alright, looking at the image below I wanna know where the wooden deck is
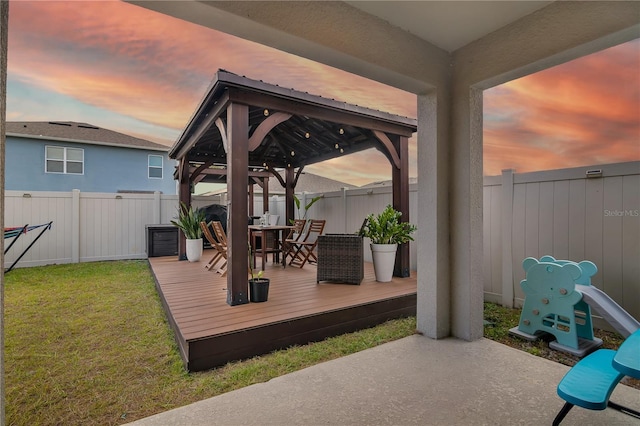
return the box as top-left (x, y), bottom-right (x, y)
top-left (148, 249), bottom-right (417, 371)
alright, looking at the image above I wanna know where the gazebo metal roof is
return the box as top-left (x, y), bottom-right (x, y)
top-left (170, 70), bottom-right (416, 180)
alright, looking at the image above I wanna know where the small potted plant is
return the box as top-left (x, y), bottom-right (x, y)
top-left (248, 245), bottom-right (270, 302)
top-left (170, 202), bottom-right (206, 262)
top-left (359, 205), bottom-right (416, 282)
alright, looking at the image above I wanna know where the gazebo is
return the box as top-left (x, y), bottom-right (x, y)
top-left (170, 70), bottom-right (417, 305)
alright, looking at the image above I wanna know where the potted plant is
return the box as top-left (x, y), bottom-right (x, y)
top-left (170, 202), bottom-right (206, 262)
top-left (248, 245), bottom-right (269, 302)
top-left (359, 205), bottom-right (417, 282)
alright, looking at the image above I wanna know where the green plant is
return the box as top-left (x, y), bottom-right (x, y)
top-left (170, 202), bottom-right (205, 239)
top-left (358, 205), bottom-right (417, 245)
top-left (248, 244), bottom-right (264, 280)
top-left (293, 194), bottom-right (323, 220)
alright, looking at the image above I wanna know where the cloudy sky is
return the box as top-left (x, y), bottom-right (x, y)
top-left (6, 1), bottom-right (639, 186)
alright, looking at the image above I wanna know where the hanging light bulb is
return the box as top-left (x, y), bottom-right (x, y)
top-left (263, 109), bottom-right (269, 116)
top-left (291, 150), bottom-right (295, 156)
top-left (339, 128), bottom-right (344, 135)
top-left (305, 132), bottom-right (310, 139)
top-left (340, 148), bottom-right (344, 153)
top-left (335, 143), bottom-right (339, 149)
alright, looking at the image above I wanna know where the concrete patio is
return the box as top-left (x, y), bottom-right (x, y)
top-left (128, 335), bottom-right (639, 425)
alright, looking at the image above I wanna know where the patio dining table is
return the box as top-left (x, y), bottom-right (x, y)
top-left (249, 225), bottom-right (294, 271)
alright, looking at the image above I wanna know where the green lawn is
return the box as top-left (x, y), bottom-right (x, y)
top-left (8, 261), bottom-right (633, 425)
top-left (4, 261), bottom-right (416, 425)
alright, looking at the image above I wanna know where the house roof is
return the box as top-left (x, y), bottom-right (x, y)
top-left (276, 171), bottom-right (358, 194)
top-left (203, 171), bottom-right (357, 196)
top-left (6, 121), bottom-right (169, 152)
top-left (170, 70), bottom-right (417, 179)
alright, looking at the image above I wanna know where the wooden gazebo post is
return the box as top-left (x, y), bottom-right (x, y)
top-left (285, 166), bottom-right (296, 224)
top-left (373, 130), bottom-right (411, 278)
top-left (226, 102), bottom-right (250, 305)
top-left (177, 156), bottom-right (191, 261)
top-left (392, 135), bottom-right (411, 278)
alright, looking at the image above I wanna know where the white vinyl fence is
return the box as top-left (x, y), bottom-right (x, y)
top-left (3, 186), bottom-right (416, 269)
top-left (4, 161), bottom-right (638, 320)
top-left (483, 161), bottom-right (640, 322)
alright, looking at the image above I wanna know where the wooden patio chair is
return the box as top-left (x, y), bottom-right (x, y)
top-left (282, 219), bottom-right (307, 266)
top-left (207, 221), bottom-right (229, 276)
top-left (288, 219), bottom-right (326, 268)
top-left (200, 221), bottom-right (227, 272)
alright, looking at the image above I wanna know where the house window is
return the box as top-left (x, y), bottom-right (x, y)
top-left (148, 155), bottom-right (163, 179)
top-left (45, 146), bottom-right (84, 174)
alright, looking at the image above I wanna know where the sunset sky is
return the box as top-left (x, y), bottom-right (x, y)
top-left (6, 1), bottom-right (639, 187)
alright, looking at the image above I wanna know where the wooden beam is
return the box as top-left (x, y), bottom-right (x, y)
top-left (293, 166), bottom-right (304, 187)
top-left (191, 160), bottom-right (215, 184)
top-left (248, 112), bottom-right (292, 151)
top-left (392, 135), bottom-right (410, 278)
top-left (229, 89), bottom-right (415, 137)
top-left (226, 102), bottom-right (250, 306)
top-left (215, 117), bottom-right (228, 153)
top-left (187, 166), bottom-right (271, 178)
top-left (269, 168), bottom-right (286, 188)
top-left (173, 92), bottom-right (229, 160)
top-left (373, 130), bottom-right (401, 169)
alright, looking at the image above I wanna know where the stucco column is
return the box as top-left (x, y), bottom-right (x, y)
top-left (449, 85), bottom-right (484, 341)
top-left (416, 88), bottom-right (451, 339)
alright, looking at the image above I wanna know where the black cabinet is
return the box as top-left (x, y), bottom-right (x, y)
top-left (146, 225), bottom-right (178, 257)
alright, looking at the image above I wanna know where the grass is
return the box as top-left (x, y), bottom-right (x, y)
top-left (4, 261), bottom-right (417, 426)
top-left (6, 262), bottom-right (637, 425)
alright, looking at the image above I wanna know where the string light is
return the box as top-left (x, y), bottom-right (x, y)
top-left (305, 132), bottom-right (310, 138)
top-left (263, 109), bottom-right (269, 116)
top-left (339, 128), bottom-right (344, 135)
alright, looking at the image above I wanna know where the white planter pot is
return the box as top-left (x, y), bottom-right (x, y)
top-left (186, 238), bottom-right (203, 262)
top-left (370, 243), bottom-right (398, 282)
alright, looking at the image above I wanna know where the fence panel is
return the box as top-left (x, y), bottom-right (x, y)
top-left (484, 161), bottom-right (640, 322)
top-left (4, 191), bottom-right (73, 267)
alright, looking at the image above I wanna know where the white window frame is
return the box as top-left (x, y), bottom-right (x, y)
top-left (148, 154), bottom-right (163, 179)
top-left (45, 145), bottom-right (84, 175)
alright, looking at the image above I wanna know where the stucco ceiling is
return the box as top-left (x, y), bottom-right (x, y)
top-left (345, 1), bottom-right (552, 52)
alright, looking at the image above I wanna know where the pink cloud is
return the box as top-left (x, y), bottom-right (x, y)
top-left (8, 1), bottom-right (637, 184)
top-left (483, 39), bottom-right (639, 176)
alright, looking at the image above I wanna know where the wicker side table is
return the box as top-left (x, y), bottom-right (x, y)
top-left (317, 234), bottom-right (364, 285)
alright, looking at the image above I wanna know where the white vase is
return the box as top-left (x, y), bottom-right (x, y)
top-left (186, 238), bottom-right (203, 262)
top-left (370, 243), bottom-right (398, 282)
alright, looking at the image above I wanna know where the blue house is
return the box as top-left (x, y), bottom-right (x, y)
top-left (5, 121), bottom-right (176, 194)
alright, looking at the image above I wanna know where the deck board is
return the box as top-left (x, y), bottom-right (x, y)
top-left (149, 249), bottom-right (417, 371)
